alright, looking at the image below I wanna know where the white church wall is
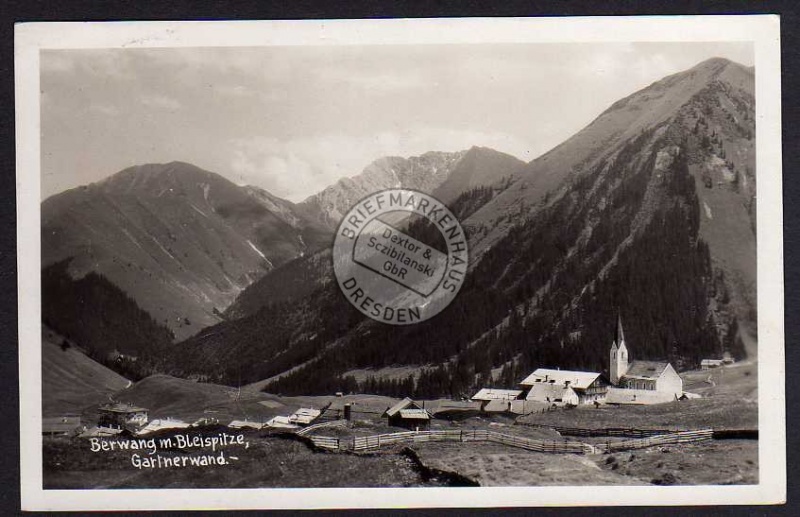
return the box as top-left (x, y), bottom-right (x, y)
top-left (606, 387), bottom-right (677, 405)
top-left (655, 363), bottom-right (683, 396)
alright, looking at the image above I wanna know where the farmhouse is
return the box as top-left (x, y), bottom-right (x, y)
top-left (471, 388), bottom-right (524, 412)
top-left (471, 388), bottom-right (523, 402)
top-left (97, 403), bottom-right (149, 431)
top-left (520, 369), bottom-right (606, 406)
top-left (42, 416), bottom-right (82, 436)
top-left (607, 317), bottom-right (683, 403)
top-left (383, 397), bottom-right (430, 430)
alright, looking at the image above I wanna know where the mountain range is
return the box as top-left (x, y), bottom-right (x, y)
top-left (41, 57), bottom-right (756, 398)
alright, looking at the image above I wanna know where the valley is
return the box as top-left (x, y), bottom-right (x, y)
top-left (40, 57), bottom-right (761, 490)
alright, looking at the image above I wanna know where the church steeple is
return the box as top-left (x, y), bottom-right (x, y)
top-left (610, 314), bottom-right (629, 385)
top-left (615, 314), bottom-right (625, 347)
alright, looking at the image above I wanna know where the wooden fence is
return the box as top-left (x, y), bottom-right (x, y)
top-left (351, 429), bottom-right (591, 453)
top-left (353, 430), bottom-right (461, 451)
top-left (518, 423), bottom-right (682, 437)
top-left (307, 435), bottom-right (340, 450)
top-left (296, 419), bottom-right (348, 437)
top-left (303, 428), bottom-right (714, 454)
top-left (594, 429), bottom-right (714, 453)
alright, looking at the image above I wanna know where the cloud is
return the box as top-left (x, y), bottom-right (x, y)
top-left (41, 43), bottom-right (756, 202)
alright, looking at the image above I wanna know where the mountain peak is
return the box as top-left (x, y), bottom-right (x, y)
top-left (465, 145), bottom-right (506, 157)
top-left (692, 56), bottom-right (734, 70)
top-left (42, 158), bottom-right (333, 340)
top-left (689, 57), bottom-right (754, 80)
top-left (298, 149), bottom-right (470, 229)
top-left (462, 56), bottom-right (754, 256)
top-left (90, 161), bottom-right (234, 200)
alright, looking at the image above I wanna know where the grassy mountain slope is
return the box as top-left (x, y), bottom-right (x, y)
top-left (42, 161), bottom-right (330, 339)
top-left (41, 326), bottom-right (130, 417)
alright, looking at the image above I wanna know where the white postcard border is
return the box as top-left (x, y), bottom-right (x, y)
top-left (16, 15), bottom-right (784, 510)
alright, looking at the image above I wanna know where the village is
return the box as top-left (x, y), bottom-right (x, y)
top-left (42, 318), bottom-right (756, 488)
top-left (45, 318), bottom-right (729, 437)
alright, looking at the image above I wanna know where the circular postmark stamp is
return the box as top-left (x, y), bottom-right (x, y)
top-left (333, 189), bottom-right (468, 325)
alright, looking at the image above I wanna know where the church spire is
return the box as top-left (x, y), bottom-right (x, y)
top-left (610, 314), bottom-right (629, 385)
top-left (615, 313), bottom-right (625, 346)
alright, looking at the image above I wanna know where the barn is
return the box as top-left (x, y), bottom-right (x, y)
top-left (471, 388), bottom-right (524, 412)
top-left (383, 398), bottom-right (431, 431)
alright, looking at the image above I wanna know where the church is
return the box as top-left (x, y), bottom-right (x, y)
top-left (517, 316), bottom-right (683, 406)
top-left (606, 316), bottom-right (683, 404)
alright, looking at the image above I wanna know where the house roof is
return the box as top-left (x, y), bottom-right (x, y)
top-left (399, 409), bottom-right (430, 420)
top-left (228, 420), bottom-right (263, 429)
top-left (519, 368), bottom-right (602, 390)
top-left (621, 360), bottom-right (670, 380)
top-left (99, 403), bottom-right (148, 413)
top-left (289, 408), bottom-right (321, 424)
top-left (384, 397), bottom-right (421, 417)
top-left (525, 382), bottom-right (574, 402)
top-left (137, 418), bottom-right (190, 435)
top-left (264, 416), bottom-right (299, 429)
top-left (471, 388), bottom-right (523, 401)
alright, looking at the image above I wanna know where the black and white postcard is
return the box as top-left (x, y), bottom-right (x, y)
top-left (16, 16), bottom-right (785, 510)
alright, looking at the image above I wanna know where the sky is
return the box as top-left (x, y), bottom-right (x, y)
top-left (40, 42), bottom-right (753, 202)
